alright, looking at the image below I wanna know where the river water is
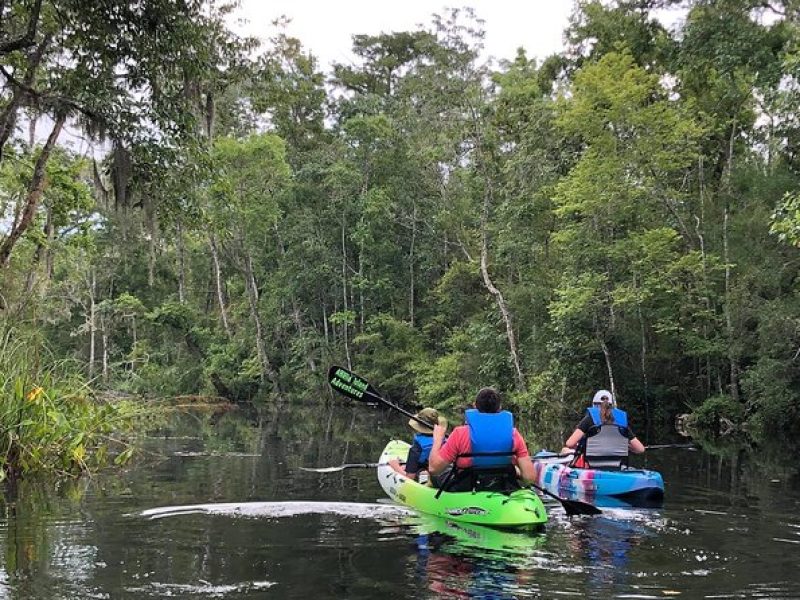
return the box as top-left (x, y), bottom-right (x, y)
top-left (1, 402), bottom-right (798, 599)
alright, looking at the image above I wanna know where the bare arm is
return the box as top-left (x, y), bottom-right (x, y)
top-left (387, 458), bottom-right (416, 479)
top-left (562, 428), bottom-right (584, 451)
top-left (428, 424), bottom-right (448, 475)
top-left (516, 456), bottom-right (535, 483)
top-left (628, 437), bottom-right (645, 454)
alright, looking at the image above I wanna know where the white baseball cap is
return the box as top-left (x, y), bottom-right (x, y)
top-left (592, 389), bottom-right (615, 406)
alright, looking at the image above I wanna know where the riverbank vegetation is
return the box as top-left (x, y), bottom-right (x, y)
top-left (1, 0), bottom-right (799, 447)
top-left (0, 325), bottom-right (149, 481)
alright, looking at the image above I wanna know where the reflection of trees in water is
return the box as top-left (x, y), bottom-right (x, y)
top-left (567, 517), bottom-right (650, 590)
top-left (653, 435), bottom-right (800, 504)
top-left (0, 478), bottom-right (96, 598)
top-left (0, 402), bottom-right (405, 598)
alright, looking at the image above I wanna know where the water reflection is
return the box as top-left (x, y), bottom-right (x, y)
top-left (394, 506), bottom-right (666, 599)
top-left (567, 513), bottom-right (653, 591)
top-left (407, 516), bottom-right (546, 598)
top-left (0, 405), bottom-right (799, 599)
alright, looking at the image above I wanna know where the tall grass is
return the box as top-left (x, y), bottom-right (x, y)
top-left (0, 325), bottom-right (142, 482)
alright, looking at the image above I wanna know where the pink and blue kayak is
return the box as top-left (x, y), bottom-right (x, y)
top-left (532, 451), bottom-right (665, 507)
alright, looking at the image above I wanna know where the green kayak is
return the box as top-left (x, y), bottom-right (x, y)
top-left (377, 439), bottom-right (548, 530)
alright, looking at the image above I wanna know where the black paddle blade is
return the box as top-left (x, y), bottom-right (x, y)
top-left (560, 498), bottom-right (603, 517)
top-left (327, 365), bottom-right (435, 430)
top-left (328, 365), bottom-right (376, 403)
top-left (530, 483), bottom-right (602, 517)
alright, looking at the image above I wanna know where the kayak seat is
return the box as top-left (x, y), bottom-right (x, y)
top-left (570, 454), bottom-right (629, 470)
top-left (434, 451), bottom-right (520, 498)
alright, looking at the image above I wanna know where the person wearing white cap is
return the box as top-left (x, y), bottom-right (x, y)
top-left (560, 389), bottom-right (645, 469)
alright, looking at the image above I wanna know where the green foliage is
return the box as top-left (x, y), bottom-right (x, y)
top-left (3, 1), bottom-right (800, 442)
top-left (770, 192), bottom-right (800, 246)
top-left (353, 314), bottom-right (426, 401)
top-left (413, 352), bottom-right (472, 410)
top-left (691, 394), bottom-right (745, 433)
top-left (0, 325), bottom-right (145, 481)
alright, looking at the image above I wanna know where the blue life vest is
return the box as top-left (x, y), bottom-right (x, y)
top-left (587, 406), bottom-right (628, 428)
top-left (465, 409), bottom-right (514, 467)
top-left (412, 433), bottom-right (434, 464)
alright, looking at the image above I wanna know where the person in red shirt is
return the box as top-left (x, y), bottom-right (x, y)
top-left (428, 387), bottom-right (535, 492)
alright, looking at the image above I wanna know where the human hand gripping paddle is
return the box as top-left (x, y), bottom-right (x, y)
top-left (322, 365), bottom-right (601, 517)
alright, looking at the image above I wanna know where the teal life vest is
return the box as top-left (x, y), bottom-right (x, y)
top-left (465, 409), bottom-right (514, 467)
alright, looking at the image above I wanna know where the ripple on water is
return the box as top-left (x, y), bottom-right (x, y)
top-left (137, 500), bottom-right (413, 520)
top-left (125, 580), bottom-right (276, 598)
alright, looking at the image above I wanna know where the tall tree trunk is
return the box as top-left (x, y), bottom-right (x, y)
top-left (468, 96), bottom-right (524, 390)
top-left (479, 180), bottom-right (525, 391)
top-left (88, 269), bottom-right (96, 378)
top-left (176, 220), bottom-right (186, 303)
top-left (147, 210), bottom-right (158, 287)
top-left (341, 211), bottom-right (352, 370)
top-left (0, 112), bottom-right (65, 267)
top-left (130, 315), bottom-right (137, 374)
top-left (695, 156), bottom-right (713, 397)
top-left (209, 234), bottom-right (231, 337)
top-left (723, 204), bottom-right (740, 401)
top-left (358, 252), bottom-right (364, 331)
top-left (637, 301), bottom-right (650, 441)
top-left (323, 301), bottom-right (329, 346)
top-left (600, 337), bottom-right (617, 401)
top-left (273, 222), bottom-right (315, 372)
top-left (27, 113), bottom-right (36, 148)
top-left (101, 313), bottom-right (109, 382)
top-left (409, 201), bottom-right (417, 328)
top-left (722, 123), bottom-right (741, 402)
top-left (23, 204), bottom-right (53, 295)
top-left (243, 251), bottom-right (276, 388)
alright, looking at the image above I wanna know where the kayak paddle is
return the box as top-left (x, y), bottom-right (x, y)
top-left (645, 443), bottom-right (696, 450)
top-left (328, 365), bottom-right (435, 430)
top-left (300, 463), bottom-right (383, 473)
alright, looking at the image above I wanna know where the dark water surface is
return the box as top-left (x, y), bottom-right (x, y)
top-left (1, 403), bottom-right (799, 599)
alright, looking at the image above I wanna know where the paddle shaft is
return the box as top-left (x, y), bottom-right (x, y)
top-left (300, 461), bottom-right (405, 473)
top-left (363, 388), bottom-right (436, 430)
top-left (328, 366), bottom-right (435, 430)
top-left (645, 443), bottom-right (696, 450)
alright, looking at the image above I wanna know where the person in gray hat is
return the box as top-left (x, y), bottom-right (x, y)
top-left (388, 407), bottom-right (448, 483)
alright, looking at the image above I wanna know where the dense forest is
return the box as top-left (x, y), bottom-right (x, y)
top-left (1, 0), bottom-right (799, 476)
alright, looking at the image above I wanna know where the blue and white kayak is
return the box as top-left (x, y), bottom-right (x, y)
top-left (532, 451), bottom-right (665, 507)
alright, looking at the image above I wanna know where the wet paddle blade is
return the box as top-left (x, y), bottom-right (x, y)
top-left (327, 365), bottom-right (435, 430)
top-left (645, 443), bottom-right (696, 450)
top-left (530, 482), bottom-right (601, 517)
top-left (299, 463), bottom-right (381, 473)
top-left (560, 498), bottom-right (603, 517)
top-left (328, 366), bottom-right (376, 403)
